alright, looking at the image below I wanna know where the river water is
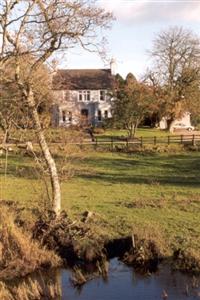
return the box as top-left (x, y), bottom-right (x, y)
top-left (3, 259), bottom-right (200, 299)
top-left (60, 259), bottom-right (200, 300)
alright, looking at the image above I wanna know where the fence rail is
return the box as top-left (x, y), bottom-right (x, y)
top-left (92, 134), bottom-right (200, 150)
top-left (1, 134), bottom-right (200, 151)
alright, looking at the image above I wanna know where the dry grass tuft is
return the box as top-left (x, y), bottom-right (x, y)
top-left (174, 248), bottom-right (200, 274)
top-left (132, 223), bottom-right (170, 257)
top-left (0, 273), bottom-right (62, 300)
top-left (0, 282), bottom-right (13, 300)
top-left (0, 205), bottom-right (61, 280)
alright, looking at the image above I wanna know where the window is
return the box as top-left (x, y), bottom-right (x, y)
top-left (62, 110), bottom-right (66, 122)
top-left (79, 90), bottom-right (90, 101)
top-left (100, 90), bottom-right (106, 101)
top-left (79, 91), bottom-right (83, 101)
top-left (104, 110), bottom-right (108, 119)
top-left (68, 111), bottom-right (72, 122)
top-left (98, 110), bottom-right (102, 121)
top-left (86, 91), bottom-right (90, 101)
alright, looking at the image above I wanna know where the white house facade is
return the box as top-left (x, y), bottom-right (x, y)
top-left (52, 61), bottom-right (116, 127)
top-left (159, 112), bottom-right (192, 130)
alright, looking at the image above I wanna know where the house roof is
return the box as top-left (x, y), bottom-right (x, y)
top-left (52, 69), bottom-right (115, 90)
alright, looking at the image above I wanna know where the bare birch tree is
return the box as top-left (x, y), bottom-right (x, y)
top-left (149, 26), bottom-right (200, 131)
top-left (0, 0), bottom-right (113, 214)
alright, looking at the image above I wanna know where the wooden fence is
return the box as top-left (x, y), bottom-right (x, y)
top-left (1, 134), bottom-right (200, 152)
top-left (90, 134), bottom-right (200, 151)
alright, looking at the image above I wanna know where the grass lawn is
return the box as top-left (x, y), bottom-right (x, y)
top-left (0, 127), bottom-right (169, 142)
top-left (95, 127), bottom-right (170, 139)
top-left (0, 148), bottom-right (200, 257)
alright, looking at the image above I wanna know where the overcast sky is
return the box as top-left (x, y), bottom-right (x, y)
top-left (59, 0), bottom-right (200, 79)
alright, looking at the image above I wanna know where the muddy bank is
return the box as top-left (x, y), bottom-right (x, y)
top-left (0, 201), bottom-right (200, 283)
top-left (30, 209), bottom-right (200, 279)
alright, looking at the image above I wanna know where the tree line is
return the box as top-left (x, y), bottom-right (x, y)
top-left (112, 27), bottom-right (200, 137)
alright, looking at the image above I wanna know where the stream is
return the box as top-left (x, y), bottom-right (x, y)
top-left (3, 259), bottom-right (200, 299)
top-left (60, 259), bottom-right (200, 300)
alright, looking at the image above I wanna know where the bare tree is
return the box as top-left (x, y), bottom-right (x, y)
top-left (0, 0), bottom-right (113, 214)
top-left (0, 71), bottom-right (19, 143)
top-left (149, 26), bottom-right (200, 131)
top-left (0, 57), bottom-right (53, 142)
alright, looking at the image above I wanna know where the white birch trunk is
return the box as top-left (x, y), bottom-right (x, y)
top-left (27, 88), bottom-right (61, 214)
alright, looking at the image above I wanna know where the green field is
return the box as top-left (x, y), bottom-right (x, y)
top-left (96, 127), bottom-right (170, 138)
top-left (0, 146), bottom-right (200, 257)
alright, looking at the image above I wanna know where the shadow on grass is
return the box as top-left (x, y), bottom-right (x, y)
top-left (1, 152), bottom-right (200, 187)
top-left (78, 153), bottom-right (200, 187)
top-left (0, 162), bottom-right (41, 180)
top-left (79, 172), bottom-right (200, 187)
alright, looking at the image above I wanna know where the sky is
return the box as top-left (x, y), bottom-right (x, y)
top-left (59, 0), bottom-right (200, 79)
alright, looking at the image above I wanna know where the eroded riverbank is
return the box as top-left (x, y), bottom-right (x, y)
top-left (0, 200), bottom-right (200, 299)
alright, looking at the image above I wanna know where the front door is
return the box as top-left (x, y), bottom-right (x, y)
top-left (81, 109), bottom-right (89, 126)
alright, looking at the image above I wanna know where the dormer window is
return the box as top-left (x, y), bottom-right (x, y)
top-left (100, 90), bottom-right (106, 101)
top-left (79, 90), bottom-right (90, 101)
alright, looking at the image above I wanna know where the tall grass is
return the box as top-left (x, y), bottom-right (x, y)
top-left (0, 205), bottom-right (60, 281)
top-left (0, 272), bottom-right (62, 300)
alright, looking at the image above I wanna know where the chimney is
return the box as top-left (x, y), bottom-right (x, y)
top-left (110, 58), bottom-right (117, 76)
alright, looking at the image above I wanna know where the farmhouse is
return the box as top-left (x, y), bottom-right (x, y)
top-left (159, 112), bottom-right (192, 131)
top-left (52, 60), bottom-right (116, 127)
top-left (51, 61), bottom-right (193, 131)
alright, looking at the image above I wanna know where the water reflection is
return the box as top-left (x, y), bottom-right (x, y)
top-left (1, 259), bottom-right (200, 300)
top-left (61, 259), bottom-right (200, 300)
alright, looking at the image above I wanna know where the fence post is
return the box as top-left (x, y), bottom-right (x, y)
top-left (154, 136), bottom-right (157, 146)
top-left (140, 136), bottom-right (143, 147)
top-left (126, 138), bottom-right (129, 151)
top-left (168, 136), bottom-right (170, 145)
top-left (111, 136), bottom-right (114, 152)
top-left (181, 135), bottom-right (183, 144)
top-left (95, 137), bottom-right (98, 150)
top-left (192, 134), bottom-right (195, 146)
top-left (80, 139), bottom-right (83, 150)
